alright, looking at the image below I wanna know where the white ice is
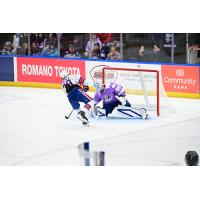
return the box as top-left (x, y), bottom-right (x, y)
top-left (0, 86), bottom-right (199, 165)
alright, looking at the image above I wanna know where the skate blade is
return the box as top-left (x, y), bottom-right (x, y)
top-left (82, 121), bottom-right (90, 127)
top-left (82, 122), bottom-right (90, 127)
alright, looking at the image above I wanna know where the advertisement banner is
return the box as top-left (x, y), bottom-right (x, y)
top-left (16, 57), bottom-right (85, 83)
top-left (0, 56), bottom-right (14, 81)
top-left (162, 65), bottom-right (200, 93)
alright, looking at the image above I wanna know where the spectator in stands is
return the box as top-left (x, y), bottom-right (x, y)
top-left (138, 45), bottom-right (145, 59)
top-left (11, 33), bottom-right (29, 55)
top-left (152, 44), bottom-right (161, 62)
top-left (30, 34), bottom-right (37, 44)
top-left (36, 33), bottom-right (47, 51)
top-left (188, 33), bottom-right (200, 64)
top-left (96, 33), bottom-right (112, 45)
top-left (12, 33), bottom-right (21, 54)
top-left (138, 43), bottom-right (161, 62)
top-left (17, 42), bottom-right (28, 55)
top-left (91, 43), bottom-right (101, 59)
top-left (99, 44), bottom-right (108, 60)
top-left (19, 33), bottom-right (28, 47)
top-left (40, 43), bottom-right (58, 57)
top-left (1, 41), bottom-right (12, 55)
top-left (64, 43), bottom-right (81, 58)
top-left (46, 33), bottom-right (57, 47)
top-left (31, 42), bottom-right (39, 55)
top-left (107, 46), bottom-right (120, 60)
top-left (59, 34), bottom-right (67, 57)
top-left (73, 35), bottom-right (83, 52)
top-left (112, 40), bottom-right (120, 49)
top-left (85, 33), bottom-right (102, 58)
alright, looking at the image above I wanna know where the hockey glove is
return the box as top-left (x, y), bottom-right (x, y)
top-left (83, 85), bottom-right (89, 92)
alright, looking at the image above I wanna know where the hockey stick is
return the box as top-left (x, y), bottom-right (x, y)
top-left (65, 109), bottom-right (74, 119)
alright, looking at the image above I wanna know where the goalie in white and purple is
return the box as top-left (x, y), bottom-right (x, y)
top-left (60, 71), bottom-right (92, 125)
top-left (93, 82), bottom-right (131, 116)
top-left (85, 82), bottom-right (148, 119)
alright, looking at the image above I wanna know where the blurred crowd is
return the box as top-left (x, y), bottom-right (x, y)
top-left (0, 33), bottom-right (29, 56)
top-left (0, 33), bottom-right (200, 63)
top-left (0, 33), bottom-right (121, 60)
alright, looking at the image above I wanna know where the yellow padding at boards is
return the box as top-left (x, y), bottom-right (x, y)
top-left (0, 81), bottom-right (61, 89)
top-left (0, 81), bottom-right (199, 99)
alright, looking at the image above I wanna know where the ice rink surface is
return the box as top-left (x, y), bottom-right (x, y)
top-left (0, 86), bottom-right (199, 166)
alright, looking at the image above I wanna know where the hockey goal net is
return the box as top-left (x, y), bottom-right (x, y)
top-left (90, 65), bottom-right (175, 116)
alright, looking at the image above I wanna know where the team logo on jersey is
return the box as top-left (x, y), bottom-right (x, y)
top-left (103, 94), bottom-right (111, 102)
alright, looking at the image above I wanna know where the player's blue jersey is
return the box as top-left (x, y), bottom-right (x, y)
top-left (62, 74), bottom-right (91, 110)
top-left (62, 74), bottom-right (86, 95)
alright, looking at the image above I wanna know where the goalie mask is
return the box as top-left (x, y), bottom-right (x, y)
top-left (93, 82), bottom-right (105, 93)
top-left (60, 71), bottom-right (69, 79)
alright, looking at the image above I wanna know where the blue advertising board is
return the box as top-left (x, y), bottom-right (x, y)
top-left (0, 56), bottom-right (14, 81)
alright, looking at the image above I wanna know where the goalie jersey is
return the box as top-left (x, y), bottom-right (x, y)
top-left (94, 82), bottom-right (126, 104)
top-left (90, 82), bottom-right (131, 116)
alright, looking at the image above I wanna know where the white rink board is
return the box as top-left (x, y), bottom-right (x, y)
top-left (85, 60), bottom-right (161, 90)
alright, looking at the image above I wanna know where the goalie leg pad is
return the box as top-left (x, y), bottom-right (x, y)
top-left (108, 106), bottom-right (148, 119)
top-left (96, 107), bottom-right (106, 117)
top-left (91, 107), bottom-right (106, 119)
top-left (138, 108), bottom-right (148, 119)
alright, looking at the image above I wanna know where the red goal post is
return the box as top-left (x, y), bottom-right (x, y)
top-left (102, 67), bottom-right (160, 116)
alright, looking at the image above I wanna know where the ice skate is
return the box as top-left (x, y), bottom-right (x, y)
top-left (77, 111), bottom-right (89, 126)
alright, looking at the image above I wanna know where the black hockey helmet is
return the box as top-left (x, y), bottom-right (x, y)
top-left (185, 151), bottom-right (199, 166)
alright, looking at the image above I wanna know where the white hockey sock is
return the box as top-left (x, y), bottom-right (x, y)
top-left (75, 108), bottom-right (81, 114)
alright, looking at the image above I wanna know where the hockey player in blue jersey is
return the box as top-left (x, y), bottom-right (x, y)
top-left (84, 82), bottom-right (148, 120)
top-left (60, 71), bottom-right (92, 125)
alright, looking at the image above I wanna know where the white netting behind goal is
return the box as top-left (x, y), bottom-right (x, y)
top-left (90, 65), bottom-right (175, 116)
